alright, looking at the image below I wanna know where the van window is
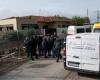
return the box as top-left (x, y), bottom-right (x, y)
top-left (86, 28), bottom-right (91, 32)
top-left (94, 28), bottom-right (100, 32)
top-left (77, 29), bottom-right (84, 33)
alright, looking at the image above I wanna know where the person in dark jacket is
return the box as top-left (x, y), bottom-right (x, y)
top-left (31, 35), bottom-right (38, 59)
top-left (24, 35), bottom-right (38, 60)
top-left (37, 35), bottom-right (43, 56)
top-left (47, 37), bottom-right (52, 57)
top-left (42, 37), bottom-right (48, 58)
top-left (24, 36), bottom-right (34, 60)
top-left (52, 38), bottom-right (62, 62)
top-left (24, 36), bottom-right (30, 57)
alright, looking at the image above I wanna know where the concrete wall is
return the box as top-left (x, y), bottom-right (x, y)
top-left (0, 18), bottom-right (17, 30)
top-left (38, 21), bottom-right (69, 29)
top-left (0, 18), bottom-right (38, 31)
top-left (16, 18), bottom-right (37, 30)
top-left (48, 21), bottom-right (69, 28)
top-left (0, 18), bottom-right (70, 31)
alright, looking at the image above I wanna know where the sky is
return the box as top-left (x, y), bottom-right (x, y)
top-left (0, 0), bottom-right (100, 22)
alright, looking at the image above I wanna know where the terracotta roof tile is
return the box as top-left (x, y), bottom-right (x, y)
top-left (3, 16), bottom-right (71, 22)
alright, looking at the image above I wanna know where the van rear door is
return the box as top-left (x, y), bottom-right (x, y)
top-left (81, 38), bottom-right (99, 72)
top-left (66, 36), bottom-right (82, 69)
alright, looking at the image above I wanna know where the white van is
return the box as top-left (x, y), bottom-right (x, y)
top-left (67, 25), bottom-right (91, 35)
top-left (65, 33), bottom-right (100, 74)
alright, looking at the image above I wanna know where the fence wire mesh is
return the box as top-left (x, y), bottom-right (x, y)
top-left (0, 29), bottom-right (41, 75)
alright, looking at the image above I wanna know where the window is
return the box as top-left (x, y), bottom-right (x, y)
top-left (43, 25), bottom-right (48, 29)
top-left (94, 28), bottom-right (100, 32)
top-left (58, 25), bottom-right (61, 28)
top-left (86, 28), bottom-right (91, 32)
top-left (0, 27), bottom-right (2, 31)
top-left (0, 24), bottom-right (13, 31)
top-left (22, 24), bottom-right (39, 30)
top-left (7, 27), bottom-right (13, 31)
top-left (62, 25), bottom-right (67, 28)
top-left (77, 28), bottom-right (84, 33)
top-left (33, 24), bottom-right (39, 29)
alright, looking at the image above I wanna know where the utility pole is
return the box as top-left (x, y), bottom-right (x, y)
top-left (38, 9), bottom-right (41, 16)
top-left (96, 10), bottom-right (100, 22)
top-left (87, 8), bottom-right (89, 17)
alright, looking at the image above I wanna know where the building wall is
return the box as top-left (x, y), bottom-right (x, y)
top-left (0, 18), bottom-right (17, 31)
top-left (16, 18), bottom-right (37, 30)
top-left (37, 22), bottom-right (47, 29)
top-left (38, 21), bottom-right (69, 29)
top-left (0, 17), bottom-right (70, 32)
top-left (38, 22), bottom-right (57, 29)
top-left (0, 18), bottom-right (38, 31)
top-left (48, 22), bottom-right (56, 28)
top-left (47, 21), bottom-right (69, 28)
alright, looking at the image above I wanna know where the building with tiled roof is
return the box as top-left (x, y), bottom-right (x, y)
top-left (0, 16), bottom-right (71, 35)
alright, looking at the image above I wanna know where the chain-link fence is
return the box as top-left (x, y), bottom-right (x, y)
top-left (0, 29), bottom-right (41, 75)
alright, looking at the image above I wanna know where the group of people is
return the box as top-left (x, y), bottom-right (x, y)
top-left (24, 34), bottom-right (63, 62)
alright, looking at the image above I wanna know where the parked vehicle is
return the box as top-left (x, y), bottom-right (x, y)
top-left (60, 40), bottom-right (66, 67)
top-left (64, 33), bottom-right (100, 74)
top-left (92, 23), bottom-right (100, 32)
top-left (67, 25), bottom-right (91, 35)
top-left (62, 25), bottom-right (91, 69)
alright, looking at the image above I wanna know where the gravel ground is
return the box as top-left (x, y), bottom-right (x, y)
top-left (0, 58), bottom-right (69, 80)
